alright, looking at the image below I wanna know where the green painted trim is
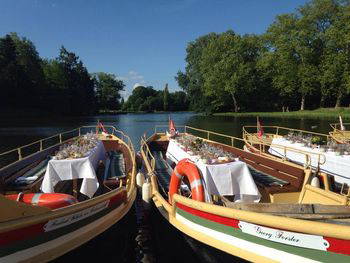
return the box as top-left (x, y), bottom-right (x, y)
top-left (177, 207), bottom-right (349, 262)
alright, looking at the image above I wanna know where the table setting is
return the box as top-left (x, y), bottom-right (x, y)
top-left (41, 132), bottom-right (106, 198)
top-left (166, 134), bottom-right (261, 202)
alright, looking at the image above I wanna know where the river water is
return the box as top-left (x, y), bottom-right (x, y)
top-left (0, 112), bottom-right (334, 153)
top-left (0, 113), bottom-right (337, 262)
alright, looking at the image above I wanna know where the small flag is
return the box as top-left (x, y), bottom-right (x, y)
top-left (98, 121), bottom-right (108, 134)
top-left (339, 116), bottom-right (345, 131)
top-left (257, 117), bottom-right (264, 138)
top-left (169, 118), bottom-right (176, 133)
top-left (168, 116), bottom-right (178, 137)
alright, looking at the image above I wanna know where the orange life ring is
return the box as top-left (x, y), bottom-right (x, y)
top-left (5, 193), bottom-right (78, 210)
top-left (168, 158), bottom-right (205, 203)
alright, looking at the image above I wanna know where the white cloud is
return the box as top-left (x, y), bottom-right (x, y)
top-left (118, 70), bottom-right (147, 99)
top-left (133, 83), bottom-right (144, 89)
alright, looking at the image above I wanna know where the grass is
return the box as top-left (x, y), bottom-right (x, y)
top-left (214, 107), bottom-right (350, 120)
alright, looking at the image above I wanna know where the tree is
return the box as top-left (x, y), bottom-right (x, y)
top-left (163, 83), bottom-right (169, 111)
top-left (169, 91), bottom-right (189, 111)
top-left (200, 31), bottom-right (262, 112)
top-left (0, 34), bottom-right (20, 109)
top-left (94, 72), bottom-right (125, 110)
top-left (175, 33), bottom-right (219, 112)
top-left (319, 1), bottom-right (350, 107)
top-left (57, 46), bottom-right (95, 115)
top-left (9, 33), bottom-right (46, 108)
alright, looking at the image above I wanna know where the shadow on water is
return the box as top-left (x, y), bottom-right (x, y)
top-left (52, 204), bottom-right (137, 263)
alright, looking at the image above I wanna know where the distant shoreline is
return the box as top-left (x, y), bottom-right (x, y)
top-left (98, 110), bottom-right (193, 115)
top-left (0, 109), bottom-right (194, 118)
top-left (214, 108), bottom-right (350, 120)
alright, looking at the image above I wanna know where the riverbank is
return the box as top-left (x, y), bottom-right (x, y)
top-left (98, 110), bottom-right (192, 115)
top-left (214, 108), bottom-right (350, 120)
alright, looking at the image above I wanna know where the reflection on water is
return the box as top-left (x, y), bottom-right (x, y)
top-left (0, 113), bottom-right (336, 153)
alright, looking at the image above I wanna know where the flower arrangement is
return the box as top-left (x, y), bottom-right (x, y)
top-left (54, 132), bottom-right (99, 160)
top-left (174, 134), bottom-right (235, 164)
top-left (284, 132), bottom-right (350, 155)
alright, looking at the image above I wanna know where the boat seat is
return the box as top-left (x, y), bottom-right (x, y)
top-left (103, 151), bottom-right (126, 190)
top-left (5, 158), bottom-right (50, 192)
top-left (152, 151), bottom-right (172, 190)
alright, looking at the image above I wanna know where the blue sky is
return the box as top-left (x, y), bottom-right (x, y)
top-left (1, 0), bottom-right (308, 98)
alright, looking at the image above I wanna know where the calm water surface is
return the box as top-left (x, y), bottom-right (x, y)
top-left (0, 113), bottom-right (336, 153)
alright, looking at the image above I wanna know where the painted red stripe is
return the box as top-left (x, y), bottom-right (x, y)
top-left (108, 190), bottom-right (127, 207)
top-left (324, 237), bottom-right (350, 255)
top-left (0, 222), bottom-right (45, 246)
top-left (176, 203), bottom-right (350, 256)
top-left (176, 202), bottom-right (239, 228)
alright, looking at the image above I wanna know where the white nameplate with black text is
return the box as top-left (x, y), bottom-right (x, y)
top-left (238, 221), bottom-right (329, 251)
top-left (44, 200), bottom-right (110, 232)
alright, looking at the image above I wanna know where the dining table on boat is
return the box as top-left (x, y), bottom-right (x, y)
top-left (268, 137), bottom-right (350, 185)
top-left (41, 140), bottom-right (106, 198)
top-left (166, 139), bottom-right (261, 202)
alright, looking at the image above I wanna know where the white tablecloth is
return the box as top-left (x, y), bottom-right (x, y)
top-left (41, 141), bottom-right (106, 198)
top-left (269, 137), bottom-right (350, 185)
top-left (166, 139), bottom-right (261, 202)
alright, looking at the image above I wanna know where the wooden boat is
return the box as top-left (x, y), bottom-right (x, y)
top-left (141, 125), bottom-right (350, 262)
top-left (243, 125), bottom-right (350, 188)
top-left (0, 125), bottom-right (136, 262)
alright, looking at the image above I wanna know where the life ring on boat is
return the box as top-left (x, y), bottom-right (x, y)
top-left (5, 193), bottom-right (78, 210)
top-left (168, 158), bottom-right (205, 203)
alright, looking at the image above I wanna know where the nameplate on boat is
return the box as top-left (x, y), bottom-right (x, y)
top-left (238, 221), bottom-right (329, 251)
top-left (44, 200), bottom-right (110, 232)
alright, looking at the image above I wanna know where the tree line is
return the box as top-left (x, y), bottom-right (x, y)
top-left (176, 0), bottom-right (350, 113)
top-left (0, 33), bottom-right (125, 115)
top-left (122, 84), bottom-right (189, 112)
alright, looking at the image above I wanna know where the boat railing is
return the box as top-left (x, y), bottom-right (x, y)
top-left (154, 125), bottom-right (186, 134)
top-left (242, 126), bottom-right (326, 167)
top-left (243, 125), bottom-right (329, 139)
top-left (330, 123), bottom-right (350, 131)
top-left (329, 123), bottom-right (350, 143)
top-left (150, 125), bottom-right (324, 168)
top-left (0, 125), bottom-right (135, 172)
top-left (140, 136), bottom-right (156, 171)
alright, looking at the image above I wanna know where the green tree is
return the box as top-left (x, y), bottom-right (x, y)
top-left (320, 1), bottom-right (350, 107)
top-left (0, 34), bottom-right (21, 109)
top-left (200, 31), bottom-right (262, 112)
top-left (57, 46), bottom-right (95, 115)
top-left (175, 33), bottom-right (219, 112)
top-left (94, 72), bottom-right (125, 110)
top-left (9, 33), bottom-right (46, 108)
top-left (163, 83), bottom-right (169, 111)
